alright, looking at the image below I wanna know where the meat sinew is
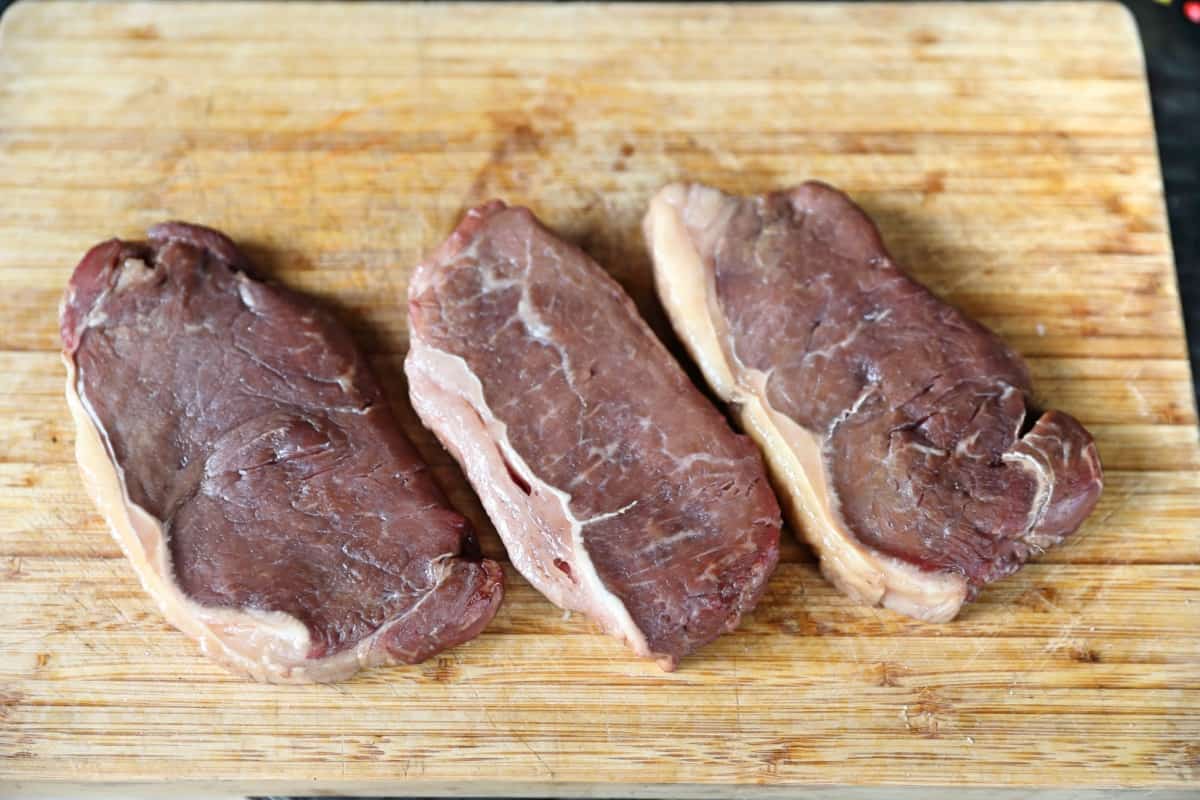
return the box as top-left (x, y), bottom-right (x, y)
top-left (406, 201), bottom-right (781, 669)
top-left (644, 182), bottom-right (1103, 621)
top-left (61, 222), bottom-right (503, 683)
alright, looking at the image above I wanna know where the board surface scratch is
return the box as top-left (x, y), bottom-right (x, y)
top-left (0, 2), bottom-right (1197, 796)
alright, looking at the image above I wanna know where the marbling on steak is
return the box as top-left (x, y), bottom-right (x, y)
top-left (61, 222), bottom-right (502, 682)
top-left (406, 201), bottom-right (781, 669)
top-left (645, 182), bottom-right (1103, 621)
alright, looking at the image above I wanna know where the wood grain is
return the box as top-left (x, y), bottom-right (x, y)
top-left (0, 2), bottom-right (1196, 796)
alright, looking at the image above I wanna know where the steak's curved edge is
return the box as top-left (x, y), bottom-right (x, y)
top-left (68, 356), bottom-right (335, 682)
top-left (61, 224), bottom-right (504, 682)
top-left (645, 183), bottom-right (970, 622)
top-left (645, 182), bottom-right (1104, 620)
top-left (408, 201), bottom-right (780, 669)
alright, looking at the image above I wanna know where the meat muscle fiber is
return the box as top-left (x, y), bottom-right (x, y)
top-left (61, 222), bottom-right (503, 682)
top-left (645, 182), bottom-right (1103, 621)
top-left (406, 201), bottom-right (781, 669)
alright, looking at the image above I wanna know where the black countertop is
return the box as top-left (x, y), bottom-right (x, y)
top-left (1128, 0), bottom-right (1200, 404)
top-left (1, 0), bottom-right (1197, 404)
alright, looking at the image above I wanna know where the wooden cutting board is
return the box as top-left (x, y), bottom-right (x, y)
top-left (1, 1), bottom-right (1197, 796)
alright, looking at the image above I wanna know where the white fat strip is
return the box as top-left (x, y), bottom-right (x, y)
top-left (114, 257), bottom-right (154, 293)
top-left (666, 449), bottom-right (741, 474)
top-left (587, 440), bottom-right (621, 462)
top-left (641, 528), bottom-right (703, 557)
top-left (824, 384), bottom-right (878, 440)
top-left (236, 277), bottom-right (261, 310)
top-left (405, 344), bottom-right (651, 658)
top-left (580, 499), bottom-right (639, 527)
top-left (955, 429), bottom-right (983, 458)
top-left (1001, 448), bottom-right (1053, 536)
top-left (802, 317), bottom-right (870, 366)
top-left (514, 240), bottom-right (585, 406)
top-left (1059, 431), bottom-right (1075, 464)
top-left (477, 259), bottom-right (521, 294)
top-left (517, 283), bottom-right (554, 342)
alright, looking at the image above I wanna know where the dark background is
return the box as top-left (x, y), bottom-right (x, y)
top-left (0, 0), bottom-right (1196, 403)
top-left (1126, 0), bottom-right (1200, 405)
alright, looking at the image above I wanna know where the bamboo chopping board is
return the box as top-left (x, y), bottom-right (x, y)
top-left (0, 1), bottom-right (1197, 796)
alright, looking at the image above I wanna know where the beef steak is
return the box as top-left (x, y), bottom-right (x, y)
top-left (61, 222), bottom-right (503, 682)
top-left (406, 201), bottom-right (781, 669)
top-left (645, 182), bottom-right (1103, 621)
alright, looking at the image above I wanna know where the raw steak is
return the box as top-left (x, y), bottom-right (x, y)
top-left (406, 201), bottom-right (781, 669)
top-left (60, 222), bottom-right (503, 683)
top-left (644, 182), bottom-right (1103, 621)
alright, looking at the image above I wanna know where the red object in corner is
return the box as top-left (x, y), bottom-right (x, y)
top-left (1185, 0), bottom-right (1200, 23)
